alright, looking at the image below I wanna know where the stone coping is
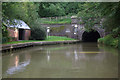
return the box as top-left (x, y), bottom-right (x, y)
top-left (1, 40), bottom-right (80, 51)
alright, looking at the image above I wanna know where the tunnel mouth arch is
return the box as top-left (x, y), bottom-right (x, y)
top-left (82, 30), bottom-right (100, 42)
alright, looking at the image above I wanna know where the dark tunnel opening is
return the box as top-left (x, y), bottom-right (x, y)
top-left (82, 30), bottom-right (100, 42)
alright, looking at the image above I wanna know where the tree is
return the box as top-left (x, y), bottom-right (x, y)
top-left (38, 2), bottom-right (80, 17)
top-left (65, 2), bottom-right (80, 15)
top-left (2, 2), bottom-right (39, 26)
top-left (38, 2), bottom-right (66, 17)
top-left (77, 3), bottom-right (101, 31)
top-left (97, 2), bottom-right (120, 34)
top-left (77, 2), bottom-right (120, 34)
top-left (2, 2), bottom-right (47, 40)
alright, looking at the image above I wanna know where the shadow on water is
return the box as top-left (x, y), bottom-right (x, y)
top-left (2, 42), bottom-right (118, 78)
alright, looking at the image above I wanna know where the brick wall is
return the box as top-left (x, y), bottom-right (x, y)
top-left (7, 28), bottom-right (18, 41)
top-left (24, 30), bottom-right (31, 40)
top-left (7, 28), bottom-right (31, 41)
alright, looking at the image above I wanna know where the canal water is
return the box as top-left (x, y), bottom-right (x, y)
top-left (2, 43), bottom-right (118, 78)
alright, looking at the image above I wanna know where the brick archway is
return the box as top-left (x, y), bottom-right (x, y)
top-left (78, 27), bottom-right (105, 41)
top-left (82, 30), bottom-right (101, 42)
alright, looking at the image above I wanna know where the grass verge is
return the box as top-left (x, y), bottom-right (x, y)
top-left (3, 36), bottom-right (75, 45)
top-left (40, 18), bottom-right (71, 24)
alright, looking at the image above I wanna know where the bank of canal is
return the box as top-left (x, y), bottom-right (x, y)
top-left (2, 40), bottom-right (79, 51)
top-left (2, 42), bottom-right (118, 78)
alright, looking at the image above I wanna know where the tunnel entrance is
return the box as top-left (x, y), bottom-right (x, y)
top-left (82, 30), bottom-right (100, 42)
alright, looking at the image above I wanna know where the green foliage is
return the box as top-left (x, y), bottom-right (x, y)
top-left (111, 38), bottom-right (118, 48)
top-left (98, 34), bottom-right (119, 48)
top-left (65, 2), bottom-right (80, 15)
top-left (77, 3), bottom-right (102, 31)
top-left (96, 2), bottom-right (120, 17)
top-left (104, 35), bottom-right (118, 48)
top-left (2, 2), bottom-right (39, 25)
top-left (46, 36), bottom-right (75, 41)
top-left (30, 26), bottom-right (46, 40)
top-left (29, 18), bottom-right (47, 40)
top-left (97, 2), bottom-right (120, 49)
top-left (2, 23), bottom-right (10, 43)
top-left (38, 2), bottom-right (80, 17)
top-left (2, 2), bottom-right (47, 42)
top-left (2, 37), bottom-right (10, 43)
top-left (77, 2), bottom-right (120, 33)
top-left (77, 2), bottom-right (120, 48)
top-left (112, 27), bottom-right (120, 37)
top-left (96, 2), bottom-right (120, 39)
top-left (39, 2), bottom-right (65, 17)
top-left (50, 26), bottom-right (65, 33)
top-left (104, 35), bottom-right (114, 46)
top-left (41, 18), bottom-right (71, 24)
top-left (2, 24), bottom-right (17, 43)
top-left (2, 23), bottom-right (8, 37)
top-left (78, 3), bottom-right (101, 18)
top-left (98, 38), bottom-right (104, 44)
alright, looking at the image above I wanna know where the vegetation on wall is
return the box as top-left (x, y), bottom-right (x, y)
top-left (77, 3), bottom-right (102, 32)
top-left (50, 26), bottom-right (65, 33)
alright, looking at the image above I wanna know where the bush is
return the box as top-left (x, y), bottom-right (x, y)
top-left (110, 38), bottom-right (118, 48)
top-left (104, 34), bottom-right (114, 46)
top-left (2, 37), bottom-right (11, 43)
top-left (2, 23), bottom-right (9, 37)
top-left (98, 38), bottom-right (104, 44)
top-left (98, 34), bottom-right (118, 48)
top-left (31, 26), bottom-right (46, 40)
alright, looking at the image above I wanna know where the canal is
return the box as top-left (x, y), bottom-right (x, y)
top-left (2, 42), bottom-right (118, 78)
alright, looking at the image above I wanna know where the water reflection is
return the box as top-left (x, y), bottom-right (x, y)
top-left (15, 55), bottom-right (19, 67)
top-left (3, 53), bottom-right (31, 77)
top-left (74, 50), bottom-right (78, 61)
top-left (47, 50), bottom-right (50, 62)
top-left (2, 43), bottom-right (118, 78)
